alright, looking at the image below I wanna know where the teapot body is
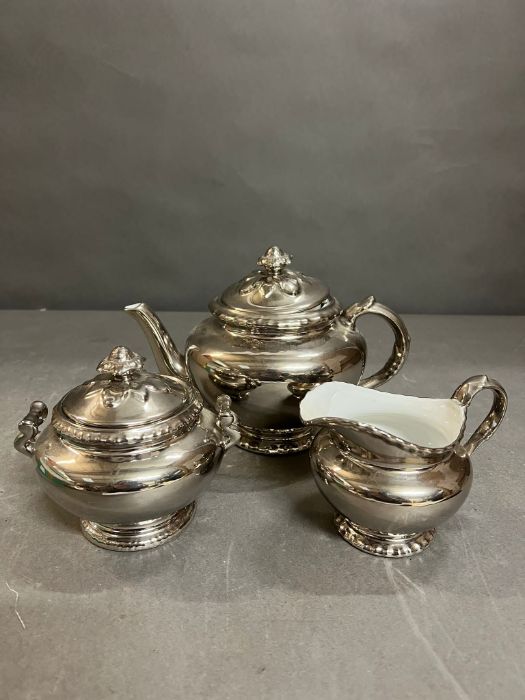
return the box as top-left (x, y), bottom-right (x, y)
top-left (126, 247), bottom-right (411, 455)
top-left (186, 315), bottom-right (366, 454)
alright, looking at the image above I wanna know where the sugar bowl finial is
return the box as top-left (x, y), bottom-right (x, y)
top-left (97, 346), bottom-right (145, 378)
top-left (257, 246), bottom-right (292, 276)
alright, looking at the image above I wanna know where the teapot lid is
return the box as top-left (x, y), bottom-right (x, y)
top-left (52, 346), bottom-right (202, 448)
top-left (209, 246), bottom-right (340, 333)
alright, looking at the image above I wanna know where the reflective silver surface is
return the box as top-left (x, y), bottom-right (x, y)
top-left (126, 245), bottom-right (410, 454)
top-left (4, 310), bottom-right (524, 700)
top-left (14, 346), bottom-right (239, 551)
top-left (305, 375), bottom-right (508, 557)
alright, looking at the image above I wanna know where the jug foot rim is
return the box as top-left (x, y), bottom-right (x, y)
top-left (238, 424), bottom-right (312, 455)
top-left (80, 503), bottom-right (196, 551)
top-left (335, 514), bottom-right (435, 558)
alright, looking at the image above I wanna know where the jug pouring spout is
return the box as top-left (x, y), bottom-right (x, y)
top-left (300, 378), bottom-right (508, 467)
top-left (125, 302), bottom-right (189, 381)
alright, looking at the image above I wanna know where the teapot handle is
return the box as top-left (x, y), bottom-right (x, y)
top-left (14, 401), bottom-right (48, 457)
top-left (344, 296), bottom-right (410, 389)
top-left (451, 375), bottom-right (508, 457)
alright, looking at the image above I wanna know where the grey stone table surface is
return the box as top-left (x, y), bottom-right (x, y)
top-left (0, 311), bottom-right (524, 700)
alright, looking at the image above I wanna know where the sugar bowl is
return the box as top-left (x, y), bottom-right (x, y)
top-left (14, 346), bottom-right (239, 551)
top-left (126, 245), bottom-right (410, 455)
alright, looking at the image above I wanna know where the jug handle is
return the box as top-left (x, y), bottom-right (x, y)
top-left (451, 375), bottom-right (508, 457)
top-left (343, 296), bottom-right (410, 389)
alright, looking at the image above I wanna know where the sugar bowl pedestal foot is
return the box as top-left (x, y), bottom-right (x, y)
top-left (81, 503), bottom-right (196, 552)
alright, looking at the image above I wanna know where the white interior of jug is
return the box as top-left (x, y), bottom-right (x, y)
top-left (300, 382), bottom-right (465, 449)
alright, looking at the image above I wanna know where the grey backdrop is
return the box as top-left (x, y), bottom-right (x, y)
top-left (1, 1), bottom-right (524, 313)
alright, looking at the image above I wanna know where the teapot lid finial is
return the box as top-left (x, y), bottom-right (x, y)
top-left (96, 346), bottom-right (145, 378)
top-left (209, 245), bottom-right (340, 333)
top-left (257, 246), bottom-right (292, 276)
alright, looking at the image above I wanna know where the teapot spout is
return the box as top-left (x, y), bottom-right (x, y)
top-left (125, 302), bottom-right (189, 381)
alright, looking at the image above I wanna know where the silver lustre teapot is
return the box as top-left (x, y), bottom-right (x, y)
top-left (14, 346), bottom-right (239, 551)
top-left (126, 246), bottom-right (410, 455)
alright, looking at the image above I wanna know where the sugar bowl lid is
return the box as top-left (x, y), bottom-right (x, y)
top-left (52, 346), bottom-right (202, 448)
top-left (209, 246), bottom-right (341, 333)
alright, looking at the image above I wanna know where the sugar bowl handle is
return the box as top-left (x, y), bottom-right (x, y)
top-left (14, 401), bottom-right (48, 457)
top-left (215, 395), bottom-right (240, 450)
top-left (344, 296), bottom-right (410, 389)
top-left (452, 375), bottom-right (508, 457)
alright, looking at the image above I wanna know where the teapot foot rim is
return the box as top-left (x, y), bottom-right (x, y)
top-left (80, 503), bottom-right (196, 551)
top-left (238, 424), bottom-right (313, 455)
top-left (335, 514), bottom-right (435, 558)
